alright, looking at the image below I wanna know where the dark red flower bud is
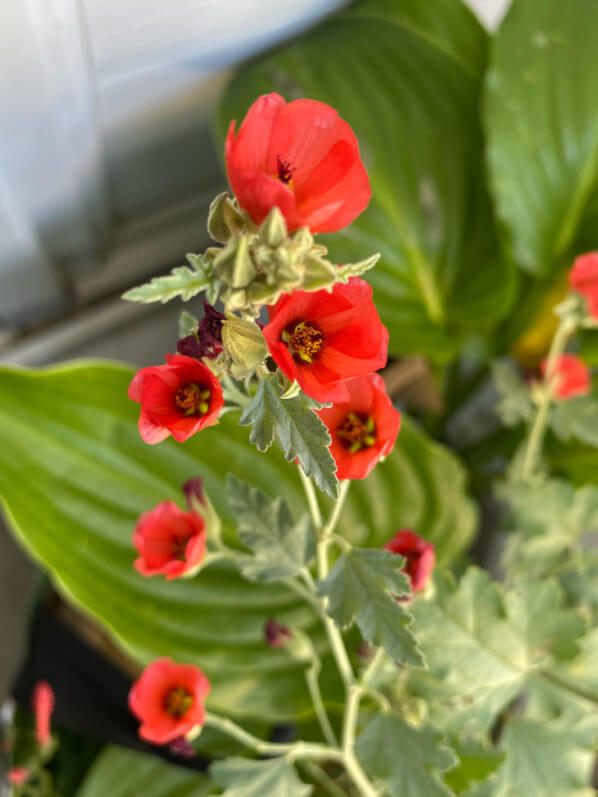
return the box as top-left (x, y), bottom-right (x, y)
top-left (133, 501), bottom-right (206, 580)
top-left (177, 302), bottom-right (225, 360)
top-left (541, 353), bottom-right (591, 399)
top-left (168, 736), bottom-right (196, 758)
top-left (225, 93), bottom-right (371, 233)
top-left (383, 530), bottom-right (435, 592)
top-left (32, 681), bottom-right (54, 748)
top-left (263, 279), bottom-right (388, 403)
top-left (317, 373), bottom-right (400, 480)
top-left (264, 618), bottom-right (293, 648)
top-left (128, 355), bottom-right (224, 444)
top-left (129, 658), bottom-right (210, 745)
top-left (182, 477), bottom-right (206, 512)
top-left (569, 252), bottom-right (598, 320)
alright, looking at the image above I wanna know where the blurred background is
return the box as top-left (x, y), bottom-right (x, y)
top-left (0, 0), bottom-right (509, 734)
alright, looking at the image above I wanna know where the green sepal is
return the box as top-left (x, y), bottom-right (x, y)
top-left (207, 192), bottom-right (250, 243)
top-left (221, 318), bottom-right (268, 372)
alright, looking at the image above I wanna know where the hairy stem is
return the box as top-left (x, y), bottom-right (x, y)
top-left (520, 316), bottom-right (574, 479)
top-left (305, 665), bottom-right (339, 747)
top-left (302, 762), bottom-right (347, 797)
top-left (323, 479), bottom-right (351, 537)
top-left (342, 685), bottom-right (380, 797)
top-left (298, 465), bottom-right (323, 529)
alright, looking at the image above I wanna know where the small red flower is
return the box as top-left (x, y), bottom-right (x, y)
top-left (569, 252), bottom-right (598, 320)
top-left (129, 658), bottom-right (210, 745)
top-left (263, 279), bottom-right (388, 403)
top-left (128, 355), bottom-right (224, 444)
top-left (32, 681), bottom-right (54, 748)
top-left (225, 93), bottom-right (371, 233)
top-left (383, 530), bottom-right (435, 592)
top-left (7, 767), bottom-right (29, 786)
top-left (133, 501), bottom-right (206, 580)
top-left (541, 353), bottom-right (591, 399)
top-left (317, 373), bottom-right (400, 480)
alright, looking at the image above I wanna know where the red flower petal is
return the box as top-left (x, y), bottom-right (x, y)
top-left (133, 501), bottom-right (206, 580)
top-left (569, 251), bottom-right (598, 321)
top-left (383, 530), bottom-right (435, 592)
top-left (541, 353), bottom-right (591, 399)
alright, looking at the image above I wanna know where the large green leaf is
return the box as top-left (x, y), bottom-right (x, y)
top-left (77, 745), bottom-right (212, 797)
top-left (0, 361), bottom-right (476, 721)
top-left (218, 2), bottom-right (513, 360)
top-left (484, 0), bottom-right (598, 275)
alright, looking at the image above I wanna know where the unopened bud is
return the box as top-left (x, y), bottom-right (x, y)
top-left (264, 620), bottom-right (315, 662)
top-left (182, 477), bottom-right (222, 545)
top-left (32, 681), bottom-right (54, 749)
top-left (264, 618), bottom-right (293, 648)
top-left (258, 207), bottom-right (288, 248)
top-left (221, 318), bottom-right (268, 371)
top-left (207, 192), bottom-right (247, 243)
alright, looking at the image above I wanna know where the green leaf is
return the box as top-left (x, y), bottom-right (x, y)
top-left (239, 375), bottom-right (338, 498)
top-left (77, 745), bottom-right (213, 797)
top-left (410, 569), bottom-right (586, 734)
top-left (355, 714), bottom-right (457, 797)
top-left (317, 548), bottom-right (423, 667)
top-left (494, 719), bottom-right (597, 797)
top-left (178, 310), bottom-right (199, 339)
top-left (0, 362), bottom-right (475, 721)
top-left (218, 4), bottom-right (513, 360)
top-left (226, 475), bottom-right (315, 582)
top-left (550, 396), bottom-right (598, 448)
top-left (210, 757), bottom-right (311, 797)
top-left (122, 255), bottom-right (210, 303)
top-left (490, 360), bottom-right (533, 427)
top-left (335, 254), bottom-right (380, 282)
top-left (443, 738), bottom-right (505, 794)
top-left (484, 0), bottom-right (598, 274)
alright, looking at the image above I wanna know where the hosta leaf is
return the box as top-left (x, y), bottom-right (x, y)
top-left (317, 548), bottom-right (423, 667)
top-left (410, 569), bottom-right (586, 734)
top-left (355, 714), bottom-right (456, 797)
top-left (122, 255), bottom-right (210, 303)
top-left (218, 3), bottom-right (513, 360)
top-left (484, 0), bottom-right (598, 274)
top-left (227, 475), bottom-right (315, 582)
top-left (239, 375), bottom-right (338, 498)
top-left (0, 362), bottom-right (475, 721)
top-left (210, 757), bottom-right (311, 797)
top-left (77, 745), bottom-right (213, 797)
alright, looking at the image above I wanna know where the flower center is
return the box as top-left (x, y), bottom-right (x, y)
top-left (164, 686), bottom-right (193, 718)
top-left (276, 155), bottom-right (295, 186)
top-left (174, 383), bottom-right (211, 416)
top-left (337, 412), bottom-right (376, 453)
top-left (282, 322), bottom-right (325, 363)
top-left (171, 536), bottom-right (190, 561)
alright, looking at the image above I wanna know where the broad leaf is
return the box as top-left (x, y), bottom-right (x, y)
top-left (218, 3), bottom-right (513, 360)
top-left (490, 360), bottom-right (533, 427)
top-left (0, 362), bottom-right (475, 721)
top-left (210, 757), bottom-right (311, 797)
top-left (443, 738), bottom-right (505, 794)
top-left (410, 569), bottom-right (586, 734)
top-left (122, 255), bottom-right (210, 303)
top-left (355, 714), bottom-right (456, 797)
top-left (227, 475), bottom-right (315, 582)
top-left (494, 719), bottom-right (597, 797)
top-left (550, 396), bottom-right (598, 449)
top-left (317, 548), bottom-right (423, 667)
top-left (178, 310), bottom-right (199, 339)
top-left (77, 745), bottom-right (213, 797)
top-left (484, 0), bottom-right (598, 274)
top-left (239, 375), bottom-right (338, 498)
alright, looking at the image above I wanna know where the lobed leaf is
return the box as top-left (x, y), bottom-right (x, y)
top-left (210, 757), bottom-right (311, 797)
top-left (122, 255), bottom-right (210, 304)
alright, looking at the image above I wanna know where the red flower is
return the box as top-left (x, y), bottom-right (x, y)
top-left (7, 767), bottom-right (29, 786)
top-left (263, 279), bottom-right (388, 403)
top-left (129, 658), bottom-right (210, 745)
top-left (569, 252), bottom-right (598, 320)
top-left (317, 373), bottom-right (400, 480)
top-left (383, 530), bottom-right (435, 592)
top-left (541, 353), bottom-right (591, 399)
top-left (225, 93), bottom-right (371, 233)
top-left (133, 501), bottom-right (206, 580)
top-left (128, 355), bottom-right (224, 444)
top-left (32, 681), bottom-right (54, 748)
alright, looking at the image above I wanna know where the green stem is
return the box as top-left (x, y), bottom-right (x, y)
top-left (204, 712), bottom-right (341, 763)
top-left (298, 465), bottom-right (323, 529)
top-left (520, 316), bottom-right (574, 479)
top-left (322, 479), bottom-right (351, 537)
top-left (362, 647), bottom-right (386, 686)
top-left (305, 664), bottom-right (339, 747)
top-left (302, 762), bottom-right (347, 797)
top-left (342, 686), bottom-right (380, 797)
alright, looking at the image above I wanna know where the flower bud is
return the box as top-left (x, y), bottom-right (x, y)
top-left (221, 317), bottom-right (268, 372)
top-left (207, 192), bottom-right (248, 243)
top-left (182, 477), bottom-right (222, 547)
top-left (32, 681), bottom-right (54, 749)
top-left (263, 619), bottom-right (315, 662)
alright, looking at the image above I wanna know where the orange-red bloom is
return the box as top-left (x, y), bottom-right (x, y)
top-left (541, 353), bottom-right (591, 399)
top-left (128, 355), bottom-right (224, 444)
top-left (133, 501), bottom-right (206, 580)
top-left (32, 681), bottom-right (54, 748)
top-left (383, 530), bottom-right (435, 592)
top-left (263, 279), bottom-right (388, 403)
top-left (129, 658), bottom-right (210, 745)
top-left (7, 767), bottom-right (29, 786)
top-left (225, 93), bottom-right (371, 233)
top-left (317, 373), bottom-right (400, 480)
top-left (569, 252), bottom-right (598, 320)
